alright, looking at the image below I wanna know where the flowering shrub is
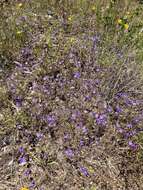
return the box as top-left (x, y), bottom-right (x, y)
top-left (0, 1), bottom-right (143, 190)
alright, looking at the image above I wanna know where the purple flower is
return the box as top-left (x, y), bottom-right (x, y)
top-left (128, 141), bottom-right (138, 150)
top-left (107, 105), bottom-right (112, 113)
top-left (125, 98), bottom-right (136, 106)
top-left (16, 124), bottom-right (23, 130)
top-left (36, 132), bottom-right (43, 140)
top-left (79, 139), bottom-right (84, 146)
top-left (96, 68), bottom-right (100, 72)
top-left (65, 148), bottom-right (74, 158)
top-left (127, 124), bottom-right (133, 128)
top-left (19, 147), bottom-right (24, 153)
top-left (117, 52), bottom-right (123, 59)
top-left (96, 114), bottom-right (107, 126)
top-left (84, 95), bottom-right (91, 101)
top-left (75, 61), bottom-right (81, 68)
top-left (24, 169), bottom-right (31, 176)
top-left (116, 92), bottom-right (128, 98)
top-left (117, 128), bottom-right (124, 134)
top-left (95, 138), bottom-right (100, 145)
top-left (19, 156), bottom-right (27, 165)
top-left (82, 126), bottom-right (88, 134)
top-left (132, 118), bottom-right (139, 124)
top-left (74, 71), bottom-right (81, 79)
top-left (46, 115), bottom-right (56, 126)
top-left (21, 47), bottom-right (32, 58)
top-left (95, 79), bottom-right (100, 85)
top-left (115, 123), bottom-right (124, 133)
top-left (20, 15), bottom-right (27, 21)
top-left (64, 133), bottom-right (70, 140)
top-left (15, 97), bottom-right (22, 107)
top-left (124, 131), bottom-right (135, 138)
top-left (80, 167), bottom-right (89, 176)
top-left (92, 112), bottom-right (99, 118)
top-left (115, 106), bottom-right (122, 113)
top-left (30, 180), bottom-right (36, 188)
top-left (92, 34), bottom-right (100, 44)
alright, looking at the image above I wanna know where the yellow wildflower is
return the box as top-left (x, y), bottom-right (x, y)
top-left (117, 18), bottom-right (122, 25)
top-left (18, 3), bottom-right (23, 8)
top-left (16, 30), bottom-right (22, 35)
top-left (91, 5), bottom-right (96, 11)
top-left (123, 15), bottom-right (128, 20)
top-left (68, 16), bottom-right (72, 21)
top-left (124, 23), bottom-right (129, 30)
top-left (126, 11), bottom-right (130, 15)
top-left (90, 186), bottom-right (97, 190)
top-left (20, 187), bottom-right (29, 190)
top-left (70, 37), bottom-right (75, 43)
top-left (88, 166), bottom-right (95, 174)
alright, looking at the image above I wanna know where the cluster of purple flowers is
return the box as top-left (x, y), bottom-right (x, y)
top-left (79, 166), bottom-right (89, 177)
top-left (18, 147), bottom-right (27, 166)
top-left (65, 148), bottom-right (74, 158)
top-left (95, 113), bottom-right (107, 126)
